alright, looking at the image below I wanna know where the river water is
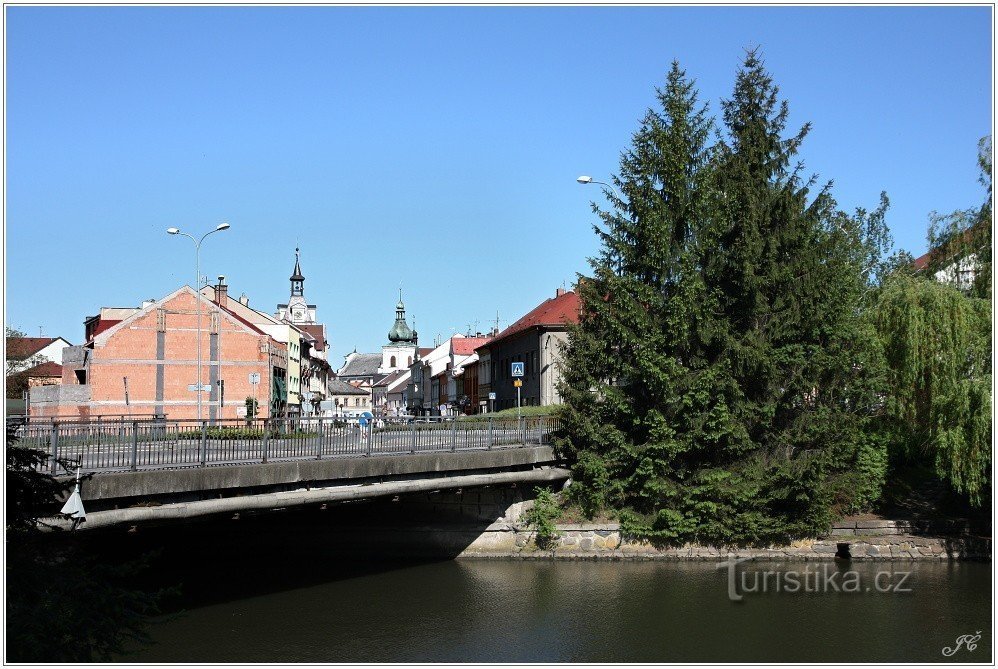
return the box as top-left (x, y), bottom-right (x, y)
top-left (119, 557), bottom-right (991, 663)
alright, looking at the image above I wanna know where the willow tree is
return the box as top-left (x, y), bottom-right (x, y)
top-left (872, 139), bottom-right (993, 507)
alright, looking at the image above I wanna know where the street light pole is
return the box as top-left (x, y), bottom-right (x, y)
top-left (166, 222), bottom-right (230, 422)
top-left (576, 175), bottom-right (624, 201)
top-left (577, 175), bottom-right (626, 274)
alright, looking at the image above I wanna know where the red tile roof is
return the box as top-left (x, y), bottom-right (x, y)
top-left (6, 337), bottom-right (60, 360)
top-left (25, 361), bottom-right (63, 377)
top-left (484, 290), bottom-right (580, 348)
top-left (92, 320), bottom-right (121, 338)
top-left (418, 347), bottom-right (433, 358)
top-left (298, 324), bottom-right (327, 352)
top-left (452, 336), bottom-right (490, 356)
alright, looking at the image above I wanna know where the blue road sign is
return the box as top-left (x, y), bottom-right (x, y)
top-left (358, 411), bottom-right (374, 427)
top-left (511, 362), bottom-right (525, 377)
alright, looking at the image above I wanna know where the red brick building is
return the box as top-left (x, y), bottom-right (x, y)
top-left (30, 285), bottom-right (287, 421)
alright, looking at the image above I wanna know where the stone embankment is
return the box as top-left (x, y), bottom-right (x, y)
top-left (457, 513), bottom-right (991, 561)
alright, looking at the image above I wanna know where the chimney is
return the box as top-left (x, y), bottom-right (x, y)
top-left (556, 287), bottom-right (566, 297)
top-left (214, 275), bottom-right (228, 306)
top-left (239, 293), bottom-right (249, 307)
top-left (141, 298), bottom-right (156, 309)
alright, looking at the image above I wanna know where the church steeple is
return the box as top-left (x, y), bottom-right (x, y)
top-left (388, 288), bottom-right (415, 343)
top-left (290, 247), bottom-right (304, 297)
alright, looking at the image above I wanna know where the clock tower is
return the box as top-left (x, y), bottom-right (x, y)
top-left (276, 248), bottom-right (316, 325)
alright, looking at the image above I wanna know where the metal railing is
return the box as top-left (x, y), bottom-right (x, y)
top-left (10, 415), bottom-right (559, 475)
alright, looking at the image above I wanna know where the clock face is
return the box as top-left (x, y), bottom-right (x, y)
top-left (293, 309), bottom-right (303, 319)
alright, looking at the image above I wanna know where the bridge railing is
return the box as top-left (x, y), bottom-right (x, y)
top-left (14, 415), bottom-right (560, 475)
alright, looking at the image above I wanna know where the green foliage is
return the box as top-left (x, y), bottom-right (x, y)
top-left (245, 396), bottom-right (259, 419)
top-left (557, 52), bottom-right (892, 546)
top-left (872, 273), bottom-right (992, 506)
top-left (923, 136), bottom-right (992, 300)
top-left (5, 423), bottom-right (164, 661)
top-left (524, 487), bottom-right (562, 549)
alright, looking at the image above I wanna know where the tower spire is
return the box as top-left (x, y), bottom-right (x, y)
top-left (290, 247), bottom-right (304, 297)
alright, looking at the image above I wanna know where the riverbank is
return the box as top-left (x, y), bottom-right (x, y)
top-left (452, 515), bottom-right (991, 560)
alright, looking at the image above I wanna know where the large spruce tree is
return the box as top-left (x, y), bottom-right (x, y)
top-left (559, 51), bottom-right (891, 545)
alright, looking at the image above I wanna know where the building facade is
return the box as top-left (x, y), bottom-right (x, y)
top-left (30, 285), bottom-right (287, 420)
top-left (476, 288), bottom-right (579, 411)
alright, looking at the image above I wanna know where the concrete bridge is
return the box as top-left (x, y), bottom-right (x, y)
top-left (20, 416), bottom-right (570, 531)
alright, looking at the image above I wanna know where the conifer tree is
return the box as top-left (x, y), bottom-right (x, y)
top-left (559, 51), bottom-right (891, 545)
top-left (558, 61), bottom-right (714, 522)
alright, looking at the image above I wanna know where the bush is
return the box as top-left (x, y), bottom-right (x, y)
top-left (524, 487), bottom-right (562, 549)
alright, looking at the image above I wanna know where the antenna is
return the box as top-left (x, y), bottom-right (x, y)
top-left (39, 326), bottom-right (43, 337)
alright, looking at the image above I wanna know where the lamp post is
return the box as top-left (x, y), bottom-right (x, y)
top-left (166, 222), bottom-right (230, 422)
top-left (576, 175), bottom-right (624, 201)
top-left (577, 176), bottom-right (626, 274)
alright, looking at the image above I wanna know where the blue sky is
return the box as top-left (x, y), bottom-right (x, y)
top-left (5, 6), bottom-right (992, 366)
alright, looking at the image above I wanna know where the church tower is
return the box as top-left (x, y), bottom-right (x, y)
top-left (276, 248), bottom-right (316, 324)
top-left (379, 289), bottom-right (417, 374)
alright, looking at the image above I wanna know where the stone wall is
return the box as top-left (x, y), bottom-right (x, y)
top-left (455, 521), bottom-right (991, 561)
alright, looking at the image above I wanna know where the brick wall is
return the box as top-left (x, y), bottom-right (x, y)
top-left (39, 288), bottom-right (278, 420)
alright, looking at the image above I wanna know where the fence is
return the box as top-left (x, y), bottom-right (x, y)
top-left (9, 415), bottom-right (559, 475)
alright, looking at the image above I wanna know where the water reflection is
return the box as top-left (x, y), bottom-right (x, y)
top-left (121, 560), bottom-right (991, 663)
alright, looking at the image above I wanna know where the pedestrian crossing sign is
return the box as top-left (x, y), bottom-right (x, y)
top-left (511, 362), bottom-right (525, 377)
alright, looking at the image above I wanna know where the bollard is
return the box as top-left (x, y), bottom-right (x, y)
top-left (130, 421), bottom-right (139, 471)
top-left (262, 420), bottom-right (270, 464)
top-left (50, 424), bottom-right (59, 473)
top-left (315, 418), bottom-right (323, 460)
top-left (199, 420), bottom-right (207, 467)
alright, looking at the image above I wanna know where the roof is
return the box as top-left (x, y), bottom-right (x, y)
top-left (5, 337), bottom-right (65, 360)
top-left (337, 353), bottom-right (382, 377)
top-left (418, 347), bottom-right (433, 358)
top-left (483, 290), bottom-right (580, 349)
top-left (298, 324), bottom-right (327, 352)
top-left (913, 223), bottom-right (988, 272)
top-left (373, 369), bottom-right (408, 388)
top-left (328, 378), bottom-right (368, 395)
top-left (452, 336), bottom-right (490, 356)
top-left (24, 361), bottom-right (63, 377)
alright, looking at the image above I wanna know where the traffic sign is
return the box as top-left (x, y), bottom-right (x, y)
top-left (187, 383), bottom-right (211, 393)
top-left (488, 392), bottom-right (496, 400)
top-left (249, 372), bottom-right (260, 385)
top-left (511, 362), bottom-right (524, 377)
top-left (513, 379), bottom-right (523, 388)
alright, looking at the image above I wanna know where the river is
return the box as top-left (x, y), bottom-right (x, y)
top-left (119, 557), bottom-right (991, 662)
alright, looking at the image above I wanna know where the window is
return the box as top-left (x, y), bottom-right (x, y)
top-left (408, 356), bottom-right (412, 366)
top-left (390, 355), bottom-right (397, 367)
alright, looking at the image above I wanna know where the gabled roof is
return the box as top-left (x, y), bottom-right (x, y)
top-left (24, 361), bottom-right (63, 377)
top-left (482, 290), bottom-right (580, 349)
top-left (298, 324), bottom-right (327, 352)
top-left (328, 378), bottom-right (368, 395)
top-left (337, 352), bottom-right (382, 377)
top-left (452, 336), bottom-right (490, 356)
top-left (6, 337), bottom-right (69, 360)
top-left (93, 286), bottom-right (269, 345)
top-left (374, 369), bottom-right (408, 388)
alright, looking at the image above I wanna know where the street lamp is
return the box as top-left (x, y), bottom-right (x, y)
top-left (576, 175), bottom-right (624, 201)
top-left (577, 175), bottom-right (626, 274)
top-left (166, 222), bottom-right (231, 422)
